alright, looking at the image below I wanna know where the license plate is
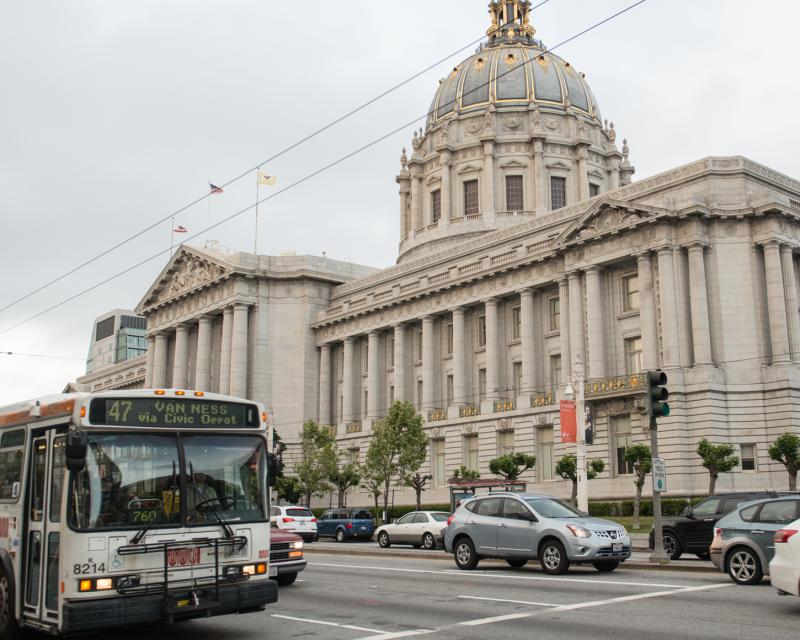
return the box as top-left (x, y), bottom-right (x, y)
top-left (167, 547), bottom-right (201, 567)
top-left (268, 565), bottom-right (278, 577)
top-left (612, 542), bottom-right (623, 552)
top-left (360, 526), bottom-right (367, 530)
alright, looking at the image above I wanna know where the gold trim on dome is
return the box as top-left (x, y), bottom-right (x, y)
top-left (504, 53), bottom-right (517, 67)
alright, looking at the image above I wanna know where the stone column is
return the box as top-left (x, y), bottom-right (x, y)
top-left (637, 253), bottom-right (659, 371)
top-left (567, 272), bottom-right (585, 373)
top-left (172, 324), bottom-right (189, 389)
top-left (343, 337), bottom-right (355, 422)
top-left (609, 159), bottom-right (621, 190)
top-left (520, 289), bottom-right (536, 393)
top-left (367, 331), bottom-right (381, 419)
top-left (422, 316), bottom-right (436, 410)
top-left (219, 307), bottom-right (234, 394)
top-left (558, 277), bottom-right (570, 377)
top-left (452, 308), bottom-right (467, 406)
top-left (482, 141), bottom-right (495, 222)
top-left (781, 245), bottom-right (800, 363)
top-left (393, 325), bottom-right (406, 402)
top-left (319, 344), bottom-right (332, 425)
top-left (576, 144), bottom-right (589, 203)
top-left (195, 315), bottom-right (213, 391)
top-left (687, 245), bottom-right (713, 365)
top-left (144, 335), bottom-right (155, 388)
top-left (484, 299), bottom-right (501, 401)
top-left (584, 267), bottom-right (605, 378)
top-left (764, 241), bottom-right (791, 363)
top-left (440, 151), bottom-right (451, 226)
top-left (229, 303), bottom-right (249, 398)
top-left (533, 137), bottom-right (546, 215)
top-left (152, 332), bottom-right (168, 388)
top-left (410, 174), bottom-right (422, 234)
top-left (657, 248), bottom-right (680, 368)
top-left (399, 185), bottom-right (409, 241)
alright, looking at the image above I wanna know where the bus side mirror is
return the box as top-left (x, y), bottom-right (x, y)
top-left (267, 453), bottom-right (282, 487)
top-left (65, 430), bottom-right (88, 472)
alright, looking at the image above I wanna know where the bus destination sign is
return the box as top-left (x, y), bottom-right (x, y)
top-left (89, 398), bottom-right (261, 428)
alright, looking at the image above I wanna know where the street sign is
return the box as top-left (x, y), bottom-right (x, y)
top-left (652, 457), bottom-right (667, 492)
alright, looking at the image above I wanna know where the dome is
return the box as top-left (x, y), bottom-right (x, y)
top-left (427, 41), bottom-right (601, 128)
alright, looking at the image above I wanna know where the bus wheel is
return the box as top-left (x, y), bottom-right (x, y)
top-left (0, 567), bottom-right (19, 640)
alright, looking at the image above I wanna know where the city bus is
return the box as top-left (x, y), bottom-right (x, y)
top-left (0, 389), bottom-right (280, 639)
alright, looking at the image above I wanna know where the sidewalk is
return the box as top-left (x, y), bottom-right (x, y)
top-left (304, 539), bottom-right (716, 573)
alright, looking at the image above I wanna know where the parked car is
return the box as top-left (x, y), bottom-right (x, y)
top-left (648, 492), bottom-right (778, 560)
top-left (317, 508), bottom-right (375, 542)
top-left (769, 516), bottom-right (800, 597)
top-left (709, 496), bottom-right (800, 585)
top-left (269, 526), bottom-right (306, 586)
top-left (444, 492), bottom-right (630, 574)
top-left (270, 505), bottom-right (318, 542)
top-left (376, 511), bottom-right (451, 550)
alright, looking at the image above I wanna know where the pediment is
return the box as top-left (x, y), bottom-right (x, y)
top-left (456, 163), bottom-right (482, 175)
top-left (546, 160), bottom-right (571, 171)
top-left (500, 159), bottom-right (527, 169)
top-left (552, 199), bottom-right (672, 248)
top-left (136, 246), bottom-right (232, 313)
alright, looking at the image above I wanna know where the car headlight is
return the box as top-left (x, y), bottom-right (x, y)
top-left (566, 524), bottom-right (592, 538)
top-left (619, 527), bottom-right (628, 537)
top-left (293, 540), bottom-right (304, 550)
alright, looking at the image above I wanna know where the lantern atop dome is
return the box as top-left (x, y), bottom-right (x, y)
top-left (487, 0), bottom-right (536, 45)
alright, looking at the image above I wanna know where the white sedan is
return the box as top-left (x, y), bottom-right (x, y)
top-left (769, 517), bottom-right (800, 596)
top-left (376, 511), bottom-right (450, 550)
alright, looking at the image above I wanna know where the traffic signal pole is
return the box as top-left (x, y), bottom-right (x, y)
top-left (648, 371), bottom-right (670, 564)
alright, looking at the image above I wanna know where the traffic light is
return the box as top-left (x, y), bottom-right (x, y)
top-left (647, 370), bottom-right (670, 426)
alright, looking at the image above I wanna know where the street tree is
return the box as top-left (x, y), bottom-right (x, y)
top-left (275, 476), bottom-right (302, 505)
top-left (359, 465), bottom-right (383, 522)
top-left (409, 472), bottom-right (433, 510)
top-left (769, 432), bottom-right (800, 491)
top-left (294, 420), bottom-right (337, 507)
top-left (696, 439), bottom-right (739, 495)
top-left (555, 455), bottom-right (605, 506)
top-left (489, 453), bottom-right (536, 482)
top-left (623, 444), bottom-right (652, 530)
top-left (364, 401), bottom-right (428, 522)
top-left (330, 454), bottom-right (361, 508)
top-left (449, 465), bottom-right (480, 482)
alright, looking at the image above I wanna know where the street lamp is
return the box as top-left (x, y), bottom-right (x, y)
top-left (563, 356), bottom-right (588, 514)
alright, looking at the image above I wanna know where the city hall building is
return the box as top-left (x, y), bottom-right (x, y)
top-left (122, 1), bottom-right (800, 503)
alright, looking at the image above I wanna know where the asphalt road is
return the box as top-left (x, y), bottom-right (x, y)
top-left (98, 552), bottom-right (800, 640)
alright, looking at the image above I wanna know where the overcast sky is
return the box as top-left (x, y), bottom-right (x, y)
top-left (1, 0), bottom-right (798, 406)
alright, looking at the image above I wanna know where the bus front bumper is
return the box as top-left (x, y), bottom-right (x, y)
top-left (61, 578), bottom-right (278, 634)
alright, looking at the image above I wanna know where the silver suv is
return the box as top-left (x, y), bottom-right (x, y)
top-left (444, 492), bottom-right (631, 574)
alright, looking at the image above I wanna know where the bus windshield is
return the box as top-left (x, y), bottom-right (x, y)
top-left (69, 433), bottom-right (266, 531)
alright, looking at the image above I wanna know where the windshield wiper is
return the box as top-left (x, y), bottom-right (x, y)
top-left (189, 459), bottom-right (235, 538)
top-left (132, 460), bottom-right (177, 544)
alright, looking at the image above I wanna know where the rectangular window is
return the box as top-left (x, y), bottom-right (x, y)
top-left (498, 430), bottom-right (514, 456)
top-left (388, 336), bottom-right (395, 369)
top-left (432, 439), bottom-right (446, 487)
top-left (622, 274), bottom-right (640, 312)
top-left (338, 350), bottom-right (344, 381)
top-left (339, 396), bottom-right (343, 422)
top-left (464, 435), bottom-right (479, 471)
top-left (446, 375), bottom-right (454, 405)
top-left (550, 355), bottom-right (562, 392)
top-left (625, 337), bottom-right (643, 375)
top-left (363, 390), bottom-right (368, 417)
top-left (550, 176), bottom-right (567, 210)
top-left (445, 321), bottom-right (454, 356)
top-left (612, 416), bottom-right (634, 476)
top-left (477, 314), bottom-right (487, 348)
top-left (537, 426), bottom-right (554, 481)
top-left (511, 306), bottom-right (521, 341)
top-left (505, 175), bottom-right (524, 211)
top-left (478, 368), bottom-right (487, 402)
top-left (589, 183), bottom-right (600, 198)
top-left (415, 328), bottom-right (423, 363)
top-left (464, 180), bottom-right (479, 216)
top-left (389, 385), bottom-right (395, 405)
top-left (548, 296), bottom-right (560, 332)
top-left (49, 437), bottom-right (65, 521)
top-left (349, 448), bottom-right (360, 465)
top-left (513, 362), bottom-right (523, 392)
top-left (417, 380), bottom-right (423, 409)
top-left (741, 444), bottom-right (757, 471)
top-left (431, 189), bottom-right (441, 223)
top-left (0, 430), bottom-right (24, 501)
top-left (363, 342), bottom-right (369, 373)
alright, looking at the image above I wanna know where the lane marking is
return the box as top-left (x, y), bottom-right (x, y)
top-left (458, 612), bottom-right (533, 626)
top-left (458, 595), bottom-right (558, 607)
top-left (549, 582), bottom-right (733, 612)
top-left (356, 631), bottom-right (435, 640)
top-left (271, 613), bottom-right (385, 634)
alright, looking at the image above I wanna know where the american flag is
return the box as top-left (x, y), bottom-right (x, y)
top-left (209, 182), bottom-right (223, 194)
top-left (174, 225), bottom-right (188, 233)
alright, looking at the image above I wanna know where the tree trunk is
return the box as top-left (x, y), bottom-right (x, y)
top-left (416, 487), bottom-right (422, 511)
top-left (338, 488), bottom-right (345, 508)
top-left (382, 478), bottom-right (391, 525)
top-left (790, 470), bottom-right (797, 492)
top-left (709, 472), bottom-right (717, 496)
top-left (305, 491), bottom-right (312, 508)
top-left (633, 479), bottom-right (643, 530)
top-left (571, 478), bottom-right (578, 505)
top-left (373, 494), bottom-right (379, 521)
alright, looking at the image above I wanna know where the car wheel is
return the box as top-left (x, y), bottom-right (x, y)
top-left (506, 558), bottom-right (528, 569)
top-left (0, 566), bottom-right (20, 640)
top-left (378, 531), bottom-right (391, 548)
top-left (662, 532), bottom-right (682, 560)
top-left (727, 547), bottom-right (763, 585)
top-left (592, 561), bottom-right (619, 573)
top-left (276, 573), bottom-right (298, 587)
top-left (454, 538), bottom-right (479, 570)
top-left (539, 540), bottom-right (570, 575)
top-left (312, 532), bottom-right (319, 542)
top-left (422, 533), bottom-right (437, 550)
top-left (335, 528), bottom-right (346, 543)
top-left (696, 552), bottom-right (710, 560)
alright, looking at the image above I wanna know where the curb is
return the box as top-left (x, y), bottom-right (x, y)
top-left (304, 547), bottom-right (718, 574)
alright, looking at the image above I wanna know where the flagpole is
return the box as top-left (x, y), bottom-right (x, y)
top-left (254, 167), bottom-right (260, 255)
top-left (170, 215), bottom-right (175, 255)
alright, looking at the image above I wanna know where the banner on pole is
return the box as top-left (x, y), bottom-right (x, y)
top-left (560, 400), bottom-right (577, 443)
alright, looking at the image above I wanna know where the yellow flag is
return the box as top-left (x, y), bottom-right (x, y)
top-left (258, 172), bottom-right (276, 186)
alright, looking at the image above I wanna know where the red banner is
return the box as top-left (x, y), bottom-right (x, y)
top-left (560, 400), bottom-right (577, 443)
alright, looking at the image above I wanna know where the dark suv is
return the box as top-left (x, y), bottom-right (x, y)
top-left (317, 508), bottom-right (375, 542)
top-left (649, 492), bottom-right (779, 560)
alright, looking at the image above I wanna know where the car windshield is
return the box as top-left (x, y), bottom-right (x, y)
top-left (352, 510), bottom-right (372, 520)
top-left (524, 497), bottom-right (585, 518)
top-left (286, 508), bottom-right (313, 518)
top-left (431, 513), bottom-right (450, 522)
top-left (70, 433), bottom-right (266, 530)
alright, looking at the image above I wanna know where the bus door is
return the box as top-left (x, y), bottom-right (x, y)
top-left (22, 431), bottom-right (65, 627)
